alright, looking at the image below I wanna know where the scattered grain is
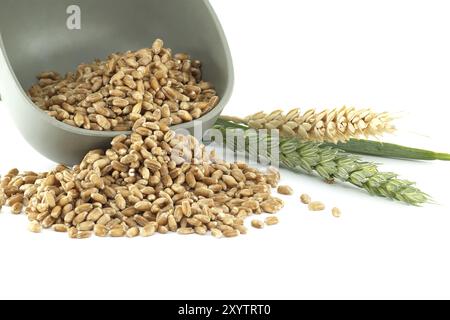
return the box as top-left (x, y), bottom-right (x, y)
top-left (265, 216), bottom-right (279, 226)
top-left (251, 219), bottom-right (265, 229)
top-left (11, 202), bottom-right (23, 215)
top-left (53, 224), bottom-right (68, 233)
top-left (332, 207), bottom-right (341, 218)
top-left (28, 221), bottom-right (42, 233)
top-left (308, 201), bottom-right (326, 212)
top-left (300, 194), bottom-right (311, 205)
top-left (277, 185), bottom-right (293, 196)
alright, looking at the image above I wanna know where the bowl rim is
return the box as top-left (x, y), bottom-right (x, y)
top-left (0, 0), bottom-right (234, 138)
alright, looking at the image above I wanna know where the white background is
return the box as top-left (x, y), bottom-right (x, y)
top-left (1, 0), bottom-right (450, 300)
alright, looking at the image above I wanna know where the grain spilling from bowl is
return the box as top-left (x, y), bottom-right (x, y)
top-left (28, 39), bottom-right (220, 132)
top-left (0, 117), bottom-right (286, 238)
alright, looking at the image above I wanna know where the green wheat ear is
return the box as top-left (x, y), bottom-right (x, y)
top-left (214, 123), bottom-right (429, 206)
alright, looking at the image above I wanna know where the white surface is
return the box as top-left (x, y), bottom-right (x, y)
top-left (1, 0), bottom-right (450, 300)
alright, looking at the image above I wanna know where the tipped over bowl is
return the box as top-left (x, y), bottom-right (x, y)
top-left (0, 0), bottom-right (234, 165)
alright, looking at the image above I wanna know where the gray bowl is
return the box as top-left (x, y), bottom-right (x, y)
top-left (0, 0), bottom-right (234, 165)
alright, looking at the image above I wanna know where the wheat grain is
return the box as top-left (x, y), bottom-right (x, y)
top-left (68, 227), bottom-right (78, 239)
top-left (140, 224), bottom-right (156, 237)
top-left (1, 119), bottom-right (287, 239)
top-left (110, 226), bottom-right (126, 238)
top-left (223, 229), bottom-right (239, 238)
top-left (53, 224), bottom-right (68, 233)
top-left (332, 207), bottom-right (342, 218)
top-left (277, 185), bottom-right (294, 196)
top-left (251, 219), bottom-right (264, 229)
top-left (77, 231), bottom-right (92, 239)
top-left (11, 202), bottom-right (23, 215)
top-left (211, 228), bottom-right (223, 238)
top-left (78, 221), bottom-right (95, 231)
top-left (28, 39), bottom-right (219, 132)
top-left (308, 202), bottom-right (326, 212)
top-left (300, 194), bottom-right (311, 205)
top-left (177, 227), bottom-right (194, 235)
top-left (265, 216), bottom-right (279, 226)
top-left (126, 227), bottom-right (140, 238)
top-left (94, 224), bottom-right (108, 237)
top-left (28, 221), bottom-right (42, 233)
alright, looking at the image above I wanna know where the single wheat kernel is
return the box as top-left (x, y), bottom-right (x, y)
top-left (127, 227), bottom-right (140, 238)
top-left (140, 225), bottom-right (156, 237)
top-left (77, 231), bottom-right (92, 239)
top-left (332, 207), bottom-right (341, 218)
top-left (211, 228), bottom-right (223, 238)
top-left (177, 227), bottom-right (194, 235)
top-left (194, 226), bottom-right (207, 235)
top-left (53, 224), bottom-right (68, 233)
top-left (277, 185), bottom-right (294, 196)
top-left (300, 194), bottom-right (311, 205)
top-left (168, 215), bottom-right (178, 232)
top-left (28, 221), bottom-right (42, 233)
top-left (68, 227), bottom-right (78, 239)
top-left (11, 202), bottom-right (23, 215)
top-left (261, 199), bottom-right (283, 214)
top-left (223, 229), bottom-right (240, 238)
top-left (251, 219), bottom-right (265, 229)
top-left (234, 225), bottom-right (248, 235)
top-left (158, 226), bottom-right (169, 234)
top-left (308, 201), bottom-right (326, 212)
top-left (265, 216), bottom-right (279, 226)
top-left (6, 194), bottom-right (23, 206)
top-left (78, 221), bottom-right (95, 231)
top-left (110, 227), bottom-right (126, 238)
top-left (94, 224), bottom-right (108, 237)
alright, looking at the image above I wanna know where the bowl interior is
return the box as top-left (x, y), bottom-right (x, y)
top-left (0, 0), bottom-right (231, 105)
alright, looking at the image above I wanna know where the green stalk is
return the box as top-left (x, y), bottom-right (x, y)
top-left (214, 120), bottom-right (429, 206)
top-left (218, 116), bottom-right (450, 161)
top-left (326, 140), bottom-right (450, 161)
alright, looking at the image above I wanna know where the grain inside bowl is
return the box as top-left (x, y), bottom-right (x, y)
top-left (27, 39), bottom-right (220, 131)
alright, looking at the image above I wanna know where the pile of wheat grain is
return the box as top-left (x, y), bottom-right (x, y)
top-left (0, 117), bottom-right (284, 239)
top-left (28, 39), bottom-right (219, 131)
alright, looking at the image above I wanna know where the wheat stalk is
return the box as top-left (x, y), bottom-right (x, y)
top-left (221, 106), bottom-right (395, 143)
top-left (214, 120), bottom-right (428, 206)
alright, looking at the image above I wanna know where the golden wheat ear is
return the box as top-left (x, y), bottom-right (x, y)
top-left (223, 107), bottom-right (396, 143)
